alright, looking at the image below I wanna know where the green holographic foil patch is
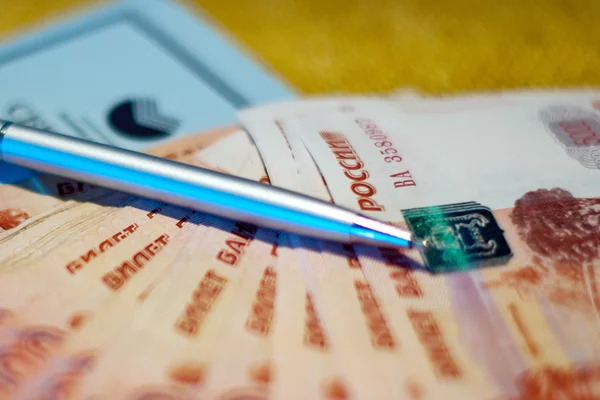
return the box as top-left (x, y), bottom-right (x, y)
top-left (402, 202), bottom-right (512, 273)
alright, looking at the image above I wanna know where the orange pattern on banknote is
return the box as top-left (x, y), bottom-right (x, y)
top-left (245, 267), bottom-right (277, 336)
top-left (512, 189), bottom-right (600, 265)
top-left (102, 233), bottom-right (170, 291)
top-left (32, 352), bottom-right (95, 400)
top-left (146, 206), bottom-right (165, 219)
top-left (378, 247), bottom-right (424, 298)
top-left (216, 387), bottom-right (268, 400)
top-left (175, 214), bottom-right (193, 229)
top-left (248, 361), bottom-right (271, 384)
top-left (216, 222), bottom-right (258, 267)
top-left (130, 385), bottom-right (199, 400)
top-left (65, 223), bottom-right (139, 275)
top-left (137, 284), bottom-right (156, 302)
top-left (406, 309), bottom-right (461, 380)
top-left (0, 325), bottom-right (66, 395)
top-left (405, 379), bottom-right (425, 400)
top-left (0, 209), bottom-right (29, 231)
top-left (304, 293), bottom-right (328, 350)
top-left (485, 188), bottom-right (600, 314)
top-left (354, 280), bottom-right (397, 350)
top-left (322, 377), bottom-right (350, 400)
top-left (270, 237), bottom-right (279, 257)
top-left (510, 364), bottom-right (600, 400)
top-left (68, 311), bottom-right (93, 330)
top-left (508, 303), bottom-right (541, 359)
top-left (319, 131), bottom-right (385, 212)
top-left (175, 269), bottom-right (228, 337)
top-left (485, 257), bottom-right (547, 291)
top-left (168, 363), bottom-right (206, 385)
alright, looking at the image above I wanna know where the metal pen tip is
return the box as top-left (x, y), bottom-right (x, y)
top-left (412, 237), bottom-right (432, 251)
top-left (350, 215), bottom-right (425, 250)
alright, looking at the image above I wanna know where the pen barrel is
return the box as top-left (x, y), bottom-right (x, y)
top-left (0, 122), bottom-right (356, 242)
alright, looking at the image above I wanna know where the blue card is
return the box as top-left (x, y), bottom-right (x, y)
top-left (0, 0), bottom-right (296, 183)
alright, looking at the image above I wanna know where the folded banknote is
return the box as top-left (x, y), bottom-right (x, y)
top-left (1, 90), bottom-right (600, 399)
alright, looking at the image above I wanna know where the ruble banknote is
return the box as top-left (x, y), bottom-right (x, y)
top-left (2, 90), bottom-right (600, 399)
top-left (241, 91), bottom-right (600, 399)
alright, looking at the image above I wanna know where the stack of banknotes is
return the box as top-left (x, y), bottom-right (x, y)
top-left (1, 89), bottom-right (600, 399)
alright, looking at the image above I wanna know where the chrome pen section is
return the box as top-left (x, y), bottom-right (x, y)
top-left (0, 121), bottom-right (423, 250)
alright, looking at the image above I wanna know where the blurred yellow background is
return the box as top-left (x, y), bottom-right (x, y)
top-left (2, 0), bottom-right (599, 95)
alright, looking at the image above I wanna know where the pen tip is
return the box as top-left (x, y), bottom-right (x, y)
top-left (415, 237), bottom-right (432, 250)
top-left (350, 215), bottom-right (428, 251)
